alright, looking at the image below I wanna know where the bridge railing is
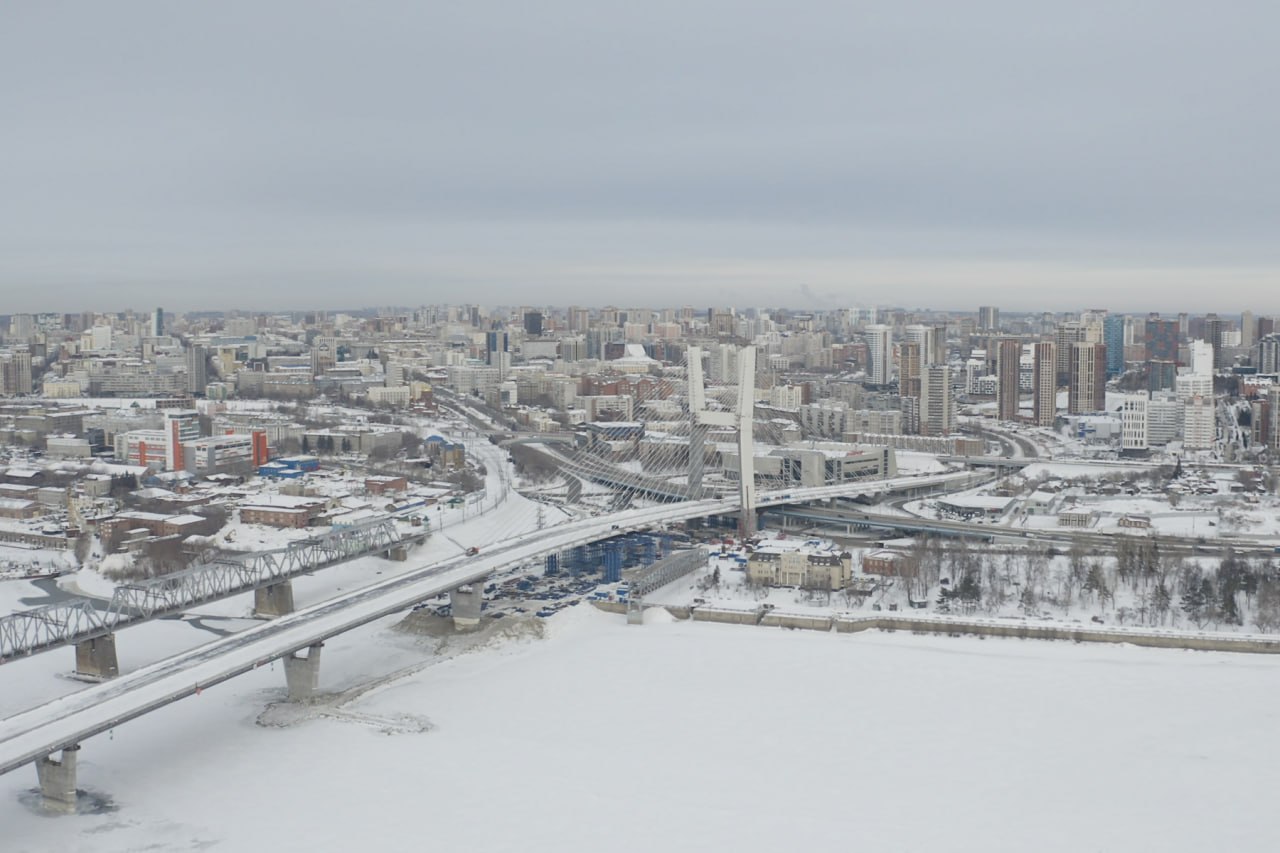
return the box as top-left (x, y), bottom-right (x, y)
top-left (630, 546), bottom-right (709, 599)
top-left (0, 600), bottom-right (110, 660)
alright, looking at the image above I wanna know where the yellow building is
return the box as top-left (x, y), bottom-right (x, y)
top-left (747, 541), bottom-right (852, 590)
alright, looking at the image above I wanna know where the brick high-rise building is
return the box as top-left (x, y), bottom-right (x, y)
top-left (898, 341), bottom-right (921, 399)
top-left (1143, 317), bottom-right (1180, 367)
top-left (996, 339), bottom-right (1021, 422)
top-left (1068, 342), bottom-right (1106, 414)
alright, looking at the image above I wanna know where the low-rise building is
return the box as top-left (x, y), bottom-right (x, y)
top-left (1057, 510), bottom-right (1097, 528)
top-left (0, 498), bottom-right (41, 519)
top-left (240, 497), bottom-right (327, 528)
top-left (861, 549), bottom-right (910, 577)
top-left (746, 540), bottom-right (852, 590)
top-left (365, 476), bottom-right (408, 495)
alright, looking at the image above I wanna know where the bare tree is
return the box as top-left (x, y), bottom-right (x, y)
top-left (1253, 579), bottom-right (1280, 633)
top-left (73, 533), bottom-right (92, 566)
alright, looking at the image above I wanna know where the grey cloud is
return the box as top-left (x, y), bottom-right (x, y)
top-left (1, 1), bottom-right (1278, 312)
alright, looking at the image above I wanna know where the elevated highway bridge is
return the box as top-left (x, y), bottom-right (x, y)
top-left (0, 471), bottom-right (974, 804)
top-left (766, 505), bottom-right (1280, 556)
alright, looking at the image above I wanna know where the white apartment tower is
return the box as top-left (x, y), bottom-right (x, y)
top-left (865, 325), bottom-right (893, 386)
top-left (1119, 393), bottom-right (1149, 451)
top-left (1183, 396), bottom-right (1216, 450)
top-left (903, 325), bottom-right (933, 366)
top-left (1190, 339), bottom-right (1214, 377)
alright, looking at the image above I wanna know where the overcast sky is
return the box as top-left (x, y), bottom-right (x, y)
top-left (2, 1), bottom-right (1278, 314)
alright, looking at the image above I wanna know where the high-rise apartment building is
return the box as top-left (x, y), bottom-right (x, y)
top-left (1054, 322), bottom-right (1087, 385)
top-left (567, 306), bottom-right (590, 333)
top-left (1147, 360), bottom-right (1177, 393)
top-left (485, 330), bottom-right (511, 380)
top-left (929, 323), bottom-right (948, 366)
top-left (1143, 317), bottom-right (1179, 363)
top-left (1119, 393), bottom-right (1149, 451)
top-left (1257, 334), bottom-right (1280, 375)
top-left (1068, 342), bottom-right (1106, 414)
top-left (1241, 311), bottom-right (1255, 349)
top-left (1103, 315), bottom-right (1125, 378)
top-left (1189, 339), bottom-right (1214, 377)
top-left (151, 307), bottom-right (164, 338)
top-left (903, 325), bottom-right (932, 369)
top-left (865, 325), bottom-right (893, 386)
top-left (523, 312), bottom-right (543, 337)
top-left (898, 341), bottom-right (922, 399)
top-left (978, 306), bottom-right (999, 332)
top-left (1183, 396), bottom-right (1216, 450)
top-left (1202, 314), bottom-right (1226, 369)
top-left (1032, 342), bottom-right (1056, 427)
top-left (996, 338), bottom-right (1021, 422)
top-left (920, 364), bottom-right (954, 436)
top-left (1268, 387), bottom-right (1280, 450)
top-left (0, 348), bottom-right (33, 396)
top-left (7, 314), bottom-right (34, 340)
top-left (187, 344), bottom-right (209, 394)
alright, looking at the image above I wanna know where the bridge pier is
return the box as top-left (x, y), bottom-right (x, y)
top-left (74, 634), bottom-right (119, 680)
top-left (283, 643), bottom-right (323, 701)
top-left (450, 585), bottom-right (484, 631)
top-left (626, 598), bottom-right (646, 625)
top-left (36, 745), bottom-right (79, 810)
top-left (384, 545), bottom-right (409, 561)
top-left (254, 581), bottom-right (295, 618)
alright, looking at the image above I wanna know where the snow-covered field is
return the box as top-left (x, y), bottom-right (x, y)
top-left (3, 605), bottom-right (1278, 853)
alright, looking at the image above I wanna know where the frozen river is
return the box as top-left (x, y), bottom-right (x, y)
top-left (3, 605), bottom-right (1277, 852)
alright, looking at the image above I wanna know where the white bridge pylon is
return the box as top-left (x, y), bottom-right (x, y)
top-left (686, 345), bottom-right (757, 536)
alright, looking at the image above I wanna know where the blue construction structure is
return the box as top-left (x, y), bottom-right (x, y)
top-left (544, 531), bottom-right (672, 580)
top-left (603, 543), bottom-right (623, 583)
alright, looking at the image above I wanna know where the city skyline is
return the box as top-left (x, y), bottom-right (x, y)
top-left (1, 299), bottom-right (1277, 319)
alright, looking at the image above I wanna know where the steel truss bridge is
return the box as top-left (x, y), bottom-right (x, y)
top-left (0, 517), bottom-right (422, 664)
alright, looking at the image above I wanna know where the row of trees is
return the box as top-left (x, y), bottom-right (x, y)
top-left (900, 534), bottom-right (1280, 631)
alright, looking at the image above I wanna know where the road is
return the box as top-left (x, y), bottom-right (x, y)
top-left (768, 504), bottom-right (1280, 555)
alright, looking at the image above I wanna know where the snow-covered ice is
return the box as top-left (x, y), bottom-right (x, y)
top-left (3, 605), bottom-right (1278, 852)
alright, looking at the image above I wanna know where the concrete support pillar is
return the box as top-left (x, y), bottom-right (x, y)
top-left (36, 745), bottom-right (79, 810)
top-left (626, 600), bottom-right (645, 625)
top-left (283, 643), bottom-right (323, 701)
top-left (385, 545), bottom-right (409, 561)
top-left (450, 585), bottom-right (484, 631)
top-left (74, 634), bottom-right (119, 680)
top-left (254, 581), bottom-right (295, 618)
top-left (736, 346), bottom-right (757, 538)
